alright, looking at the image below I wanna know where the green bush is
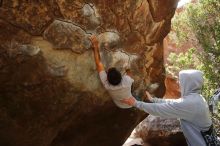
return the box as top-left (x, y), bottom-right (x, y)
top-left (167, 0), bottom-right (220, 98)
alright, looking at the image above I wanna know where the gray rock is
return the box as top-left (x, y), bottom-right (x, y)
top-left (81, 4), bottom-right (101, 31)
top-left (19, 45), bottom-right (41, 56)
top-left (132, 115), bottom-right (187, 146)
top-left (82, 4), bottom-right (94, 17)
top-left (43, 20), bottom-right (91, 54)
top-left (98, 32), bottom-right (121, 51)
top-left (47, 65), bottom-right (68, 77)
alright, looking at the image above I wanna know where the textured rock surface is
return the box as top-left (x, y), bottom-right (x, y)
top-left (164, 75), bottom-right (181, 98)
top-left (129, 115), bottom-right (187, 146)
top-left (43, 20), bottom-right (91, 53)
top-left (0, 0), bottom-right (178, 146)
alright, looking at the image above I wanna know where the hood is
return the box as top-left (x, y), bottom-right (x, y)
top-left (179, 70), bottom-right (204, 97)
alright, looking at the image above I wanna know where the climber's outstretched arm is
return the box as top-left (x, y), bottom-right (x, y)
top-left (90, 35), bottom-right (104, 72)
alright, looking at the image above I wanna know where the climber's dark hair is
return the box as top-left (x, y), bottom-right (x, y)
top-left (107, 67), bottom-right (122, 86)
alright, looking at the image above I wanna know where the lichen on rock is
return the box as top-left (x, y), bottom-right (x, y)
top-left (43, 20), bottom-right (91, 54)
top-left (97, 31), bottom-right (121, 51)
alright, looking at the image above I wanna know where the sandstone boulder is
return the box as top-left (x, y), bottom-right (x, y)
top-left (129, 115), bottom-right (187, 146)
top-left (0, 0), bottom-right (178, 146)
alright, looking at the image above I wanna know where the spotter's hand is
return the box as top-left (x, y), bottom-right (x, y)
top-left (145, 91), bottom-right (153, 102)
top-left (121, 97), bottom-right (136, 106)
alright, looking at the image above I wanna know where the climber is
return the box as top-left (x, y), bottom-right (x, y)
top-left (89, 35), bottom-right (135, 108)
top-left (121, 70), bottom-right (220, 146)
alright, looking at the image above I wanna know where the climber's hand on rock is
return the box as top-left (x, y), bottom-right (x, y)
top-left (125, 68), bottom-right (132, 77)
top-left (89, 35), bottom-right (99, 48)
top-left (121, 97), bottom-right (136, 106)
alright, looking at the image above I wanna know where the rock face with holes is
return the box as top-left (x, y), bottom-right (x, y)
top-left (0, 0), bottom-right (178, 146)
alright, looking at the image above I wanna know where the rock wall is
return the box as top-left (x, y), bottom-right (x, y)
top-left (134, 115), bottom-right (187, 146)
top-left (164, 75), bottom-right (181, 98)
top-left (0, 0), bottom-right (178, 146)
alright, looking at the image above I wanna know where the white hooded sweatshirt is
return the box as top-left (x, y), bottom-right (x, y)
top-left (135, 70), bottom-right (212, 146)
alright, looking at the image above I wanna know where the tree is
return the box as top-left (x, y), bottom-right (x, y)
top-left (168, 0), bottom-right (220, 97)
